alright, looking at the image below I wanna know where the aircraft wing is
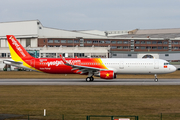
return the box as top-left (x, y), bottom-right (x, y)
top-left (60, 55), bottom-right (106, 74)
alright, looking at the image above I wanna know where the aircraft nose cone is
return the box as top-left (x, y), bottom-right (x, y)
top-left (172, 65), bottom-right (177, 72)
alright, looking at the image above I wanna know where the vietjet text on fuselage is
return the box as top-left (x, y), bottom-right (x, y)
top-left (4, 35), bottom-right (177, 82)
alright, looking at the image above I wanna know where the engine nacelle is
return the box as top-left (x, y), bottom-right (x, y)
top-left (99, 70), bottom-right (116, 79)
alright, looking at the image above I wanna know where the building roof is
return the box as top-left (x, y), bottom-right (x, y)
top-left (136, 28), bottom-right (180, 34)
top-left (112, 28), bottom-right (180, 39)
top-left (0, 20), bottom-right (39, 38)
top-left (0, 20), bottom-right (180, 39)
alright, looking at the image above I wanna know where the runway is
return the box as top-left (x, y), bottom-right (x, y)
top-left (0, 79), bottom-right (180, 85)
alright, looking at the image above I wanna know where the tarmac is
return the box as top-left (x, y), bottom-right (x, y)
top-left (0, 79), bottom-right (180, 85)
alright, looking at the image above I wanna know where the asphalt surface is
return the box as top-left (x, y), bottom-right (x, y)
top-left (0, 79), bottom-right (180, 85)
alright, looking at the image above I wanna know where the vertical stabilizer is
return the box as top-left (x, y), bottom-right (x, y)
top-left (6, 35), bottom-right (33, 61)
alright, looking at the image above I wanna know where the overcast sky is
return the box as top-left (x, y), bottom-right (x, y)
top-left (0, 0), bottom-right (180, 31)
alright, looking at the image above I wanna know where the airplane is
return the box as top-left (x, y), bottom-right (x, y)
top-left (3, 35), bottom-right (177, 82)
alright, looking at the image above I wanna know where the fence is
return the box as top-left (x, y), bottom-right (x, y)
top-left (4, 113), bottom-right (180, 120)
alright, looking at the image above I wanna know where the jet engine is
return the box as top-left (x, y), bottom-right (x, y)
top-left (95, 70), bottom-right (116, 79)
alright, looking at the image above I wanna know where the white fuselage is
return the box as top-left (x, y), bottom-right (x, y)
top-left (101, 58), bottom-right (176, 74)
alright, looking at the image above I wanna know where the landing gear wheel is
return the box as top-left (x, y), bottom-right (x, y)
top-left (86, 77), bottom-right (94, 82)
top-left (154, 78), bottom-right (158, 82)
top-left (90, 77), bottom-right (94, 81)
top-left (86, 77), bottom-right (91, 82)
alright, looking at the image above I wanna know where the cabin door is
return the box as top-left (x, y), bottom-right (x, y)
top-left (154, 60), bottom-right (159, 69)
top-left (119, 61), bottom-right (124, 69)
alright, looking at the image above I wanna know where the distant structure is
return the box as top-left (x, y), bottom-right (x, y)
top-left (0, 20), bottom-right (180, 62)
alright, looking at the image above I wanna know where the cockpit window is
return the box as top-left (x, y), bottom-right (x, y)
top-left (164, 63), bottom-right (171, 65)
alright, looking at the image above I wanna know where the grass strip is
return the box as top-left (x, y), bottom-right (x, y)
top-left (0, 86), bottom-right (180, 120)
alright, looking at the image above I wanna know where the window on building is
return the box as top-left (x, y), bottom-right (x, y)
top-left (165, 54), bottom-right (169, 56)
top-left (135, 46), bottom-right (139, 49)
top-left (141, 46), bottom-right (146, 49)
top-left (142, 55), bottom-right (154, 58)
top-left (1, 53), bottom-right (6, 57)
top-left (80, 44), bottom-right (84, 47)
top-left (152, 46), bottom-right (157, 49)
top-left (61, 40), bottom-right (66, 43)
top-left (74, 53), bottom-right (84, 57)
top-left (99, 41), bottom-right (105, 43)
top-left (67, 40), bottom-right (73, 43)
top-left (45, 53), bottom-right (56, 58)
top-left (74, 40), bottom-right (79, 43)
top-left (105, 41), bottom-right (111, 44)
top-left (54, 40), bottom-right (60, 43)
top-left (157, 41), bottom-right (162, 44)
top-left (141, 41), bottom-right (146, 44)
top-left (135, 41), bottom-right (140, 44)
top-left (173, 41), bottom-right (179, 44)
top-left (158, 46), bottom-right (163, 49)
top-left (117, 46), bottom-right (123, 49)
top-left (7, 53), bottom-right (11, 58)
top-left (87, 40), bottom-right (92, 43)
top-left (147, 41), bottom-right (151, 44)
top-left (123, 46), bottom-right (129, 49)
top-left (113, 54), bottom-right (117, 56)
top-left (48, 40), bottom-right (53, 43)
top-left (123, 41), bottom-right (128, 44)
top-left (44, 40), bottom-right (45, 43)
top-left (163, 41), bottom-right (168, 44)
top-left (174, 47), bottom-right (179, 49)
top-left (117, 41), bottom-right (122, 44)
top-left (93, 41), bottom-right (99, 44)
top-left (152, 41), bottom-right (156, 44)
top-left (26, 39), bottom-right (31, 47)
top-left (111, 46), bottom-right (117, 49)
top-left (146, 46), bottom-right (151, 49)
top-left (80, 39), bottom-right (84, 43)
top-left (163, 47), bottom-right (168, 49)
top-left (128, 54), bottom-right (131, 57)
top-left (111, 41), bottom-right (116, 44)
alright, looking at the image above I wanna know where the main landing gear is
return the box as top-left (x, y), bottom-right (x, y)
top-left (86, 76), bottom-right (94, 82)
top-left (154, 74), bottom-right (158, 82)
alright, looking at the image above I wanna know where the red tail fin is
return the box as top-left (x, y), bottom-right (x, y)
top-left (6, 35), bottom-right (33, 60)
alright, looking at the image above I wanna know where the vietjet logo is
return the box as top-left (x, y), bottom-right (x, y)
top-left (45, 60), bottom-right (81, 67)
top-left (9, 36), bottom-right (26, 57)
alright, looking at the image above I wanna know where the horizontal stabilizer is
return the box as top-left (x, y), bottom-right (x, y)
top-left (3, 60), bottom-right (23, 65)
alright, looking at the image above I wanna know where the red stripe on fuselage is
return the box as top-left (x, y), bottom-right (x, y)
top-left (29, 58), bottom-right (106, 74)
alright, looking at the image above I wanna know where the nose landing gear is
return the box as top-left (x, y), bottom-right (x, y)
top-left (154, 74), bottom-right (158, 82)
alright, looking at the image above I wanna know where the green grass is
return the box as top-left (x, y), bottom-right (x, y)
top-left (1, 86), bottom-right (180, 120)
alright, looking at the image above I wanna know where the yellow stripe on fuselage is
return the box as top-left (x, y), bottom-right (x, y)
top-left (97, 58), bottom-right (108, 69)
